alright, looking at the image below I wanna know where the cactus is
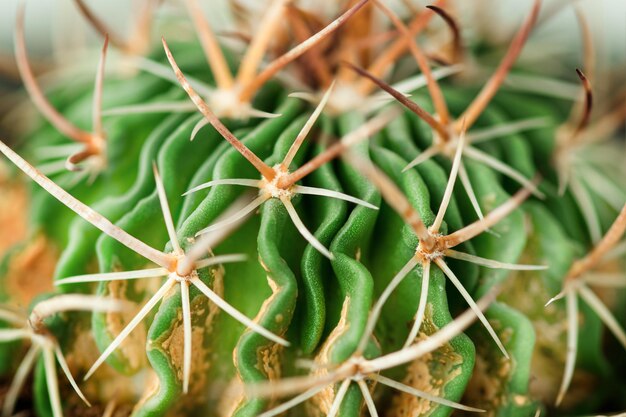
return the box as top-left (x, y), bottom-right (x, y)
top-left (0, 1), bottom-right (625, 417)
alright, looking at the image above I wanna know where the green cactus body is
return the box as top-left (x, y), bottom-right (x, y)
top-left (0, 2), bottom-right (625, 417)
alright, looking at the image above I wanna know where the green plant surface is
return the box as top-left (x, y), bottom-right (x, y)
top-left (0, 2), bottom-right (625, 417)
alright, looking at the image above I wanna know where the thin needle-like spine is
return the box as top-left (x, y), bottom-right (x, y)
top-left (344, 61), bottom-right (448, 138)
top-left (432, 123), bottom-right (466, 232)
top-left (73, 0), bottom-right (129, 52)
top-left (246, 108), bottom-right (283, 119)
top-left (257, 385), bottom-right (326, 417)
top-left (550, 205), bottom-right (626, 403)
top-left (92, 35), bottom-right (109, 139)
top-left (357, 379), bottom-right (379, 417)
top-left (29, 295), bottom-right (125, 323)
top-left (467, 117), bottom-right (550, 144)
top-left (181, 281), bottom-right (192, 394)
top-left (574, 7), bottom-right (595, 84)
top-left (346, 154), bottom-right (432, 244)
top-left (282, 197), bottom-right (334, 260)
top-left (184, 0), bottom-right (234, 89)
top-left (383, 66), bottom-right (464, 103)
top-left (43, 347), bottom-right (63, 417)
top-left (444, 183), bottom-right (534, 247)
top-left (55, 268), bottom-right (169, 286)
top-left (358, 256), bottom-right (420, 353)
top-left (545, 289), bottom-right (566, 307)
top-left (293, 185), bottom-right (378, 210)
top-left (184, 179), bottom-right (261, 196)
top-left (361, 0), bottom-right (443, 93)
top-left (0, 141), bottom-right (173, 270)
top-left (285, 6), bottom-right (333, 87)
top-left (162, 38), bottom-right (276, 181)
top-left (445, 250), bottom-right (547, 270)
top-left (153, 163), bottom-right (181, 253)
top-left (458, 162), bottom-right (485, 221)
top-left (281, 81), bottom-right (335, 170)
top-left (2, 345), bottom-right (39, 417)
top-left (556, 291), bottom-right (578, 406)
top-left (578, 285), bottom-right (626, 348)
top-left (190, 118), bottom-right (210, 142)
top-left (568, 68), bottom-right (594, 141)
top-left (84, 278), bottom-right (177, 380)
top-left (0, 309), bottom-right (25, 326)
top-left (580, 167), bottom-right (625, 211)
top-left (371, 374), bottom-right (485, 412)
top-left (1, 288), bottom-right (160, 415)
top-left (190, 277), bottom-right (289, 346)
top-left (569, 176), bottom-right (602, 244)
top-left (435, 258), bottom-right (508, 358)
top-left (327, 379), bottom-right (351, 417)
top-left (247, 367), bottom-right (349, 399)
top-left (404, 260), bottom-right (431, 348)
top-left (236, 0), bottom-right (290, 86)
top-left (129, 0), bottom-right (158, 54)
top-left (180, 195), bottom-right (260, 273)
top-left (364, 286), bottom-right (500, 372)
top-left (582, 273), bottom-right (626, 287)
top-left (0, 329), bottom-right (30, 342)
top-left (426, 5), bottom-right (463, 63)
top-left (103, 102), bottom-right (197, 117)
top-left (195, 194), bottom-right (268, 236)
top-left (605, 240), bottom-right (626, 261)
top-left (463, 146), bottom-right (544, 198)
top-left (102, 398), bottom-right (118, 417)
top-left (567, 204), bottom-right (626, 280)
top-left (129, 57), bottom-right (214, 97)
top-left (194, 254), bottom-right (248, 269)
top-left (504, 73), bottom-right (581, 101)
top-left (284, 108), bottom-right (400, 186)
top-left (15, 3), bottom-right (92, 145)
top-left (34, 144), bottom-right (82, 161)
top-left (375, 0), bottom-right (451, 125)
top-left (403, 146), bottom-right (439, 172)
top-left (455, 0), bottom-right (541, 131)
top-left (54, 344), bottom-right (91, 406)
top-left (578, 98), bottom-right (626, 142)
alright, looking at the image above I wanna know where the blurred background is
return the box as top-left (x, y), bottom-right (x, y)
top-left (0, 1), bottom-right (624, 67)
top-left (0, 0), bottom-right (624, 135)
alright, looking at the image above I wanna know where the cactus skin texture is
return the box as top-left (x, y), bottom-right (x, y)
top-left (0, 1), bottom-right (625, 417)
